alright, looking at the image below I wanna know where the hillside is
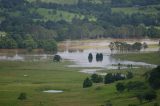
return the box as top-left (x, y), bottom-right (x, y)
top-left (0, 0), bottom-right (160, 49)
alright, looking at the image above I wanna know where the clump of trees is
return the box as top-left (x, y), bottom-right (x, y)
top-left (109, 42), bottom-right (144, 53)
top-left (91, 73), bottom-right (103, 83)
top-left (104, 73), bottom-right (125, 84)
top-left (96, 53), bottom-right (103, 62)
top-left (136, 90), bottom-right (157, 103)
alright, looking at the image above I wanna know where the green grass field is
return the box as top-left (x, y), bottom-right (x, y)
top-left (30, 8), bottom-right (96, 22)
top-left (27, 0), bottom-right (105, 4)
top-left (0, 57), bottom-right (159, 106)
top-left (28, 0), bottom-right (78, 4)
top-left (112, 52), bottom-right (160, 65)
top-left (112, 6), bottom-right (159, 15)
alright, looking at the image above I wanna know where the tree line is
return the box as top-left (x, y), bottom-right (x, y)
top-left (0, 0), bottom-right (160, 49)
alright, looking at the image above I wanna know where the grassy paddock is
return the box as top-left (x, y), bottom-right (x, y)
top-left (0, 60), bottom-right (159, 106)
top-left (112, 52), bottom-right (160, 65)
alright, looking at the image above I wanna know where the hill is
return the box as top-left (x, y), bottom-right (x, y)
top-left (0, 0), bottom-right (160, 49)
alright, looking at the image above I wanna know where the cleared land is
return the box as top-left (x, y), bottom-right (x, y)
top-left (0, 52), bottom-right (160, 106)
top-left (112, 52), bottom-right (160, 65)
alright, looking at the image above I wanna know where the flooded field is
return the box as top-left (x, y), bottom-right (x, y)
top-left (0, 39), bottom-right (159, 75)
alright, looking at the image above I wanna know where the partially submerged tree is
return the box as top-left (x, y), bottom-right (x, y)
top-left (88, 53), bottom-right (93, 63)
top-left (53, 55), bottom-right (62, 62)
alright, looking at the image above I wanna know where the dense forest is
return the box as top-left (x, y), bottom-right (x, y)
top-left (0, 0), bottom-right (160, 49)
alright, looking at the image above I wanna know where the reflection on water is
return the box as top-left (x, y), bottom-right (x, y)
top-left (0, 48), bottom-right (157, 70)
top-left (58, 48), bottom-right (157, 69)
top-left (0, 53), bottom-right (53, 61)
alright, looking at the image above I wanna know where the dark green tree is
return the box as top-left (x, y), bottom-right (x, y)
top-left (83, 77), bottom-right (92, 88)
top-left (116, 82), bottom-right (125, 92)
top-left (148, 66), bottom-right (160, 89)
top-left (91, 74), bottom-right (103, 83)
top-left (104, 73), bottom-right (114, 84)
top-left (53, 55), bottom-right (61, 62)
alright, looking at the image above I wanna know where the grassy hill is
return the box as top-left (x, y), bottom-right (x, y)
top-left (27, 0), bottom-right (106, 4)
top-left (30, 8), bottom-right (96, 22)
top-left (28, 0), bottom-right (78, 4)
top-left (112, 5), bottom-right (160, 15)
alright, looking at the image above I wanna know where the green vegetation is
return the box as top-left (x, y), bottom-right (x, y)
top-left (83, 77), bottom-right (93, 88)
top-left (112, 6), bottom-right (159, 15)
top-left (0, 60), bottom-right (159, 106)
top-left (112, 52), bottom-right (160, 65)
top-left (1, 0), bottom-right (160, 49)
top-left (28, 0), bottom-right (78, 4)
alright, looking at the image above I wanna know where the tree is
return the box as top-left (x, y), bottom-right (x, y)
top-left (83, 77), bottom-right (92, 88)
top-left (18, 92), bottom-right (27, 100)
top-left (116, 82), bottom-right (125, 92)
top-left (91, 74), bottom-right (103, 83)
top-left (126, 71), bottom-right (133, 79)
top-left (23, 35), bottom-right (37, 50)
top-left (88, 53), bottom-right (93, 63)
top-left (126, 81), bottom-right (147, 91)
top-left (53, 55), bottom-right (61, 62)
top-left (43, 40), bottom-right (57, 53)
top-left (143, 90), bottom-right (157, 102)
top-left (104, 73), bottom-right (114, 84)
top-left (132, 42), bottom-right (142, 51)
top-left (148, 66), bottom-right (160, 89)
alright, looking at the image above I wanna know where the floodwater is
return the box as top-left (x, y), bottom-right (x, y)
top-left (0, 39), bottom-right (159, 74)
top-left (43, 90), bottom-right (64, 93)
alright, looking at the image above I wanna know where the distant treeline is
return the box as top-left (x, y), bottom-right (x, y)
top-left (0, 0), bottom-right (160, 49)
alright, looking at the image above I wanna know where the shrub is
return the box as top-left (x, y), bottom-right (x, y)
top-left (104, 73), bottom-right (115, 84)
top-left (91, 74), bottom-right (103, 83)
top-left (116, 82), bottom-right (125, 92)
top-left (126, 81), bottom-right (147, 91)
top-left (104, 73), bottom-right (125, 84)
top-left (18, 92), bottom-right (27, 100)
top-left (126, 71), bottom-right (133, 79)
top-left (83, 77), bottom-right (92, 88)
top-left (53, 55), bottom-right (61, 62)
top-left (148, 66), bottom-right (160, 89)
top-left (136, 90), bottom-right (157, 103)
top-left (143, 90), bottom-right (157, 102)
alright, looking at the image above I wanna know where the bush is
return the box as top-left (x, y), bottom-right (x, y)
top-left (53, 55), bottom-right (61, 62)
top-left (126, 71), bottom-right (133, 79)
top-left (126, 81), bottom-right (147, 91)
top-left (91, 74), bottom-right (103, 83)
top-left (104, 73), bottom-right (125, 84)
top-left (148, 66), bottom-right (160, 89)
top-left (104, 73), bottom-right (115, 84)
top-left (136, 90), bottom-right (157, 103)
top-left (83, 77), bottom-right (92, 88)
top-left (116, 82), bottom-right (125, 92)
top-left (18, 92), bottom-right (27, 100)
top-left (143, 90), bottom-right (157, 102)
